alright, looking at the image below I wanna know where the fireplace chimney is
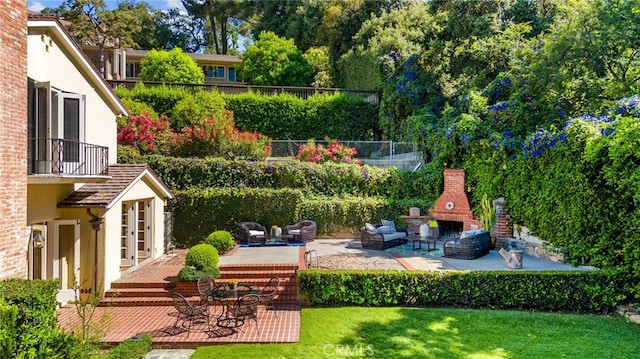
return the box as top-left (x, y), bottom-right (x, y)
top-left (428, 169), bottom-right (480, 232)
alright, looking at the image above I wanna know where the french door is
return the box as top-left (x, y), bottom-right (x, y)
top-left (121, 200), bottom-right (152, 267)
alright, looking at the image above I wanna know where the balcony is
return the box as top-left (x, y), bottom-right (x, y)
top-left (28, 138), bottom-right (109, 180)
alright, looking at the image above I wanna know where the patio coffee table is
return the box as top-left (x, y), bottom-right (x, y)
top-left (255, 233), bottom-right (294, 246)
top-left (412, 235), bottom-right (437, 251)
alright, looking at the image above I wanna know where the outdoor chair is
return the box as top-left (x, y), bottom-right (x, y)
top-left (443, 230), bottom-right (491, 260)
top-left (257, 276), bottom-right (280, 317)
top-left (197, 275), bottom-right (217, 304)
top-left (284, 220), bottom-right (317, 243)
top-left (239, 222), bottom-right (267, 245)
top-left (170, 292), bottom-right (210, 337)
top-left (219, 294), bottom-right (260, 335)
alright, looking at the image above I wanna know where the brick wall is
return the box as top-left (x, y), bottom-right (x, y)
top-left (0, 1), bottom-right (28, 279)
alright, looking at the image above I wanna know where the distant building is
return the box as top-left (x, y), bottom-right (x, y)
top-left (81, 45), bottom-right (243, 84)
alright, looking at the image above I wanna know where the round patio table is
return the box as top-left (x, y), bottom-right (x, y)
top-left (207, 283), bottom-right (258, 328)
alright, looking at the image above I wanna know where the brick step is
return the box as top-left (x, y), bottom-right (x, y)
top-left (104, 287), bottom-right (173, 298)
top-left (110, 281), bottom-right (175, 290)
top-left (218, 264), bottom-right (298, 272)
top-left (99, 291), bottom-right (299, 307)
top-left (218, 270), bottom-right (296, 280)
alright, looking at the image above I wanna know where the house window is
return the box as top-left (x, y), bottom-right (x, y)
top-left (203, 65), bottom-right (226, 79)
top-left (228, 67), bottom-right (236, 82)
top-left (125, 62), bottom-right (140, 78)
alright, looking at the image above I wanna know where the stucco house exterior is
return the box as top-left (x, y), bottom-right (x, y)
top-left (26, 14), bottom-right (172, 304)
top-left (81, 45), bottom-right (243, 84)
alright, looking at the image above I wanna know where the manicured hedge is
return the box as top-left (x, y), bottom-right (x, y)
top-left (170, 187), bottom-right (433, 247)
top-left (223, 91), bottom-right (379, 140)
top-left (170, 187), bottom-right (304, 247)
top-left (120, 153), bottom-right (440, 201)
top-left (297, 270), bottom-right (621, 314)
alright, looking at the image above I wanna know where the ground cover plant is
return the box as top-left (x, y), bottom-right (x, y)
top-left (191, 307), bottom-right (640, 358)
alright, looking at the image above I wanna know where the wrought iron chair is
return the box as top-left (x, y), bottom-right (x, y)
top-left (170, 292), bottom-right (210, 337)
top-left (257, 276), bottom-right (280, 317)
top-left (197, 275), bottom-right (216, 303)
top-left (219, 294), bottom-right (260, 334)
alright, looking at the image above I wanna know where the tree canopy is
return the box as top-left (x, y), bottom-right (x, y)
top-left (138, 48), bottom-right (204, 84)
top-left (239, 31), bottom-right (312, 86)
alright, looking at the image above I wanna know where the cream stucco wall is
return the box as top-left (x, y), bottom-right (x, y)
top-left (27, 27), bottom-right (118, 164)
top-left (101, 176), bottom-right (167, 291)
top-left (27, 184), bottom-right (74, 223)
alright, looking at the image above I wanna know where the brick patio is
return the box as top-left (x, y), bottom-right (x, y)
top-left (57, 247), bottom-right (305, 348)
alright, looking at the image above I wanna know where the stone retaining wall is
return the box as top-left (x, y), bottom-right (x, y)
top-left (503, 225), bottom-right (567, 263)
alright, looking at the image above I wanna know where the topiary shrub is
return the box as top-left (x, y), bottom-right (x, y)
top-left (205, 230), bottom-right (235, 254)
top-left (178, 244), bottom-right (220, 282)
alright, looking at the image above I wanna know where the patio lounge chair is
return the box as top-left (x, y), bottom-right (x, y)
top-left (239, 222), bottom-right (267, 245)
top-left (360, 222), bottom-right (408, 250)
top-left (443, 230), bottom-right (491, 260)
top-left (170, 292), bottom-right (210, 337)
top-left (257, 276), bottom-right (280, 317)
top-left (284, 220), bottom-right (317, 243)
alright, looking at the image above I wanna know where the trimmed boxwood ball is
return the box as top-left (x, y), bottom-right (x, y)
top-left (178, 244), bottom-right (220, 281)
top-left (185, 243), bottom-right (219, 268)
top-left (205, 230), bottom-right (235, 253)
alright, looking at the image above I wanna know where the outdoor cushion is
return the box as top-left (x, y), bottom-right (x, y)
top-left (381, 220), bottom-right (397, 232)
top-left (364, 223), bottom-right (377, 232)
top-left (249, 230), bottom-right (264, 237)
top-left (381, 232), bottom-right (407, 241)
top-left (288, 229), bottom-right (301, 235)
top-left (376, 225), bottom-right (395, 234)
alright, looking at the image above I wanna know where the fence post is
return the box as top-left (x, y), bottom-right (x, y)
top-left (390, 140), bottom-right (394, 159)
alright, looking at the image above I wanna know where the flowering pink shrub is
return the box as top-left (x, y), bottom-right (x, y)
top-left (118, 110), bottom-right (271, 160)
top-left (296, 137), bottom-right (362, 165)
top-left (117, 113), bottom-right (173, 154)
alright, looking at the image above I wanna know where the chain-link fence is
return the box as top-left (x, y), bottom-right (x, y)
top-left (269, 140), bottom-right (422, 169)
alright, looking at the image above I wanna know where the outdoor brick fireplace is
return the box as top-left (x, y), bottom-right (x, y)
top-left (428, 169), bottom-right (480, 233)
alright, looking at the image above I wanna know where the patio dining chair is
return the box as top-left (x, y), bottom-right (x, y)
top-left (220, 294), bottom-right (260, 335)
top-left (257, 276), bottom-right (280, 317)
top-left (171, 292), bottom-right (210, 337)
top-left (197, 275), bottom-right (217, 303)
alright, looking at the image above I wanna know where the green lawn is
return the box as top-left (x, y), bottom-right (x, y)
top-left (191, 307), bottom-right (640, 359)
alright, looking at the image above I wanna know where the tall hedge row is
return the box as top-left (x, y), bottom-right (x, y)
top-left (222, 92), bottom-right (379, 140)
top-left (122, 153), bottom-right (440, 201)
top-left (169, 188), bottom-right (432, 247)
top-left (115, 85), bottom-right (380, 141)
